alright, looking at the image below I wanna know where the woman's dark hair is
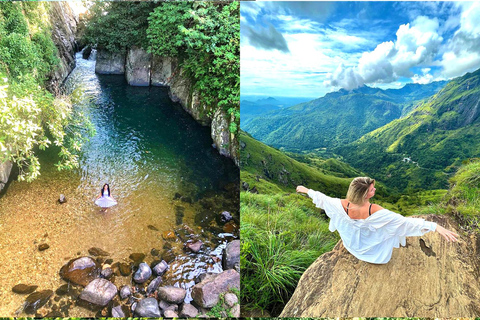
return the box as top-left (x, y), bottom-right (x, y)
top-left (101, 184), bottom-right (110, 197)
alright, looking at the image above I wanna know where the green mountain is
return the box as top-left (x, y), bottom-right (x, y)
top-left (337, 68), bottom-right (480, 191)
top-left (239, 130), bottom-right (394, 199)
top-left (242, 81), bottom-right (446, 152)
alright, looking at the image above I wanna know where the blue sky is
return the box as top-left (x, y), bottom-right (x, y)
top-left (241, 2), bottom-right (480, 98)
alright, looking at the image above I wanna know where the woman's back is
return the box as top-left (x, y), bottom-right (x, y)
top-left (340, 199), bottom-right (383, 220)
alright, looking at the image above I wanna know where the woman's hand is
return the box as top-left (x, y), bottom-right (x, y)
top-left (296, 186), bottom-right (309, 194)
top-left (436, 225), bottom-right (459, 242)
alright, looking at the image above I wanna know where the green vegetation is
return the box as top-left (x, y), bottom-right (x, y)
top-left (338, 68), bottom-right (480, 191)
top-left (82, 2), bottom-right (155, 53)
top-left (242, 81), bottom-right (446, 152)
top-left (241, 191), bottom-right (339, 314)
top-left (83, 2), bottom-right (240, 134)
top-left (0, 2), bottom-right (93, 181)
top-left (444, 159), bottom-right (480, 228)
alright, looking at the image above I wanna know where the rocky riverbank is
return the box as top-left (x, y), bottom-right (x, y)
top-left (12, 236), bottom-right (240, 317)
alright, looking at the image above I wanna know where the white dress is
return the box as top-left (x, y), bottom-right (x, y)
top-left (95, 190), bottom-right (117, 208)
top-left (308, 189), bottom-right (437, 264)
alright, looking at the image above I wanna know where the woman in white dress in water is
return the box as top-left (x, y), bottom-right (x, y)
top-left (95, 183), bottom-right (117, 212)
top-left (296, 177), bottom-right (458, 264)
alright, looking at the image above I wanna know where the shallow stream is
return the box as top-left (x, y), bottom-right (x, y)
top-left (0, 52), bottom-right (239, 316)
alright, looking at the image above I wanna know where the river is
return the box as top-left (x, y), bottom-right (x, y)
top-left (0, 52), bottom-right (239, 316)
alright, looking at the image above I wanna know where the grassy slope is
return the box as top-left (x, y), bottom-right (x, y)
top-left (338, 68), bottom-right (480, 192)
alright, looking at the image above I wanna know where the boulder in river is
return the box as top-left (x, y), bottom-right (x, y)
top-left (185, 240), bottom-right (203, 253)
top-left (125, 46), bottom-right (152, 86)
top-left (88, 247), bottom-right (110, 256)
top-left (192, 269), bottom-right (240, 308)
top-left (24, 290), bottom-right (54, 314)
top-left (60, 256), bottom-right (100, 286)
top-left (38, 243), bottom-right (50, 251)
top-left (133, 297), bottom-right (161, 317)
top-left (280, 214), bottom-right (480, 317)
top-left (111, 304), bottom-right (125, 317)
top-left (153, 260), bottom-right (168, 276)
top-left (146, 276), bottom-right (162, 295)
top-left (79, 278), bottom-right (117, 306)
top-left (133, 262), bottom-right (152, 284)
top-left (95, 48), bottom-right (125, 74)
top-left (129, 252), bottom-right (146, 265)
top-left (163, 309), bottom-right (179, 318)
top-left (119, 285), bottom-right (132, 300)
top-left (222, 240), bottom-right (240, 271)
top-left (157, 286), bottom-right (186, 304)
top-left (59, 194), bottom-right (67, 204)
top-left (159, 299), bottom-right (178, 311)
top-left (220, 211), bottom-right (233, 223)
top-left (12, 284), bottom-right (38, 294)
top-left (179, 303), bottom-right (198, 318)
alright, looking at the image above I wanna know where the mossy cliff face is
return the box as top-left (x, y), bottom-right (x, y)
top-left (280, 214), bottom-right (480, 317)
top-left (95, 47), bottom-right (239, 165)
top-left (47, 2), bottom-right (78, 94)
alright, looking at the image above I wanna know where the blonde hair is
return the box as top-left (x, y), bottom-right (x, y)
top-left (346, 177), bottom-right (375, 205)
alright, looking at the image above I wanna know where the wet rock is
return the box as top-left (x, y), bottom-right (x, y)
top-left (133, 262), bottom-right (152, 283)
top-left (129, 253), bottom-right (146, 265)
top-left (131, 301), bottom-right (137, 313)
top-left (111, 304), bottom-right (125, 317)
top-left (100, 268), bottom-right (113, 279)
top-left (148, 225), bottom-right (159, 231)
top-left (38, 243), bottom-right (50, 251)
top-left (224, 292), bottom-right (238, 308)
top-left (223, 240), bottom-right (240, 271)
top-left (88, 247), bottom-right (110, 256)
top-left (153, 260), bottom-right (169, 276)
top-left (220, 211), bottom-right (233, 223)
top-left (79, 278), bottom-right (117, 306)
top-left (82, 46), bottom-right (92, 60)
top-left (95, 48), bottom-right (125, 74)
top-left (185, 240), bottom-right (203, 253)
top-left (223, 221), bottom-right (238, 234)
top-left (174, 193), bottom-right (182, 200)
top-left (55, 284), bottom-right (69, 296)
top-left (133, 297), bottom-right (161, 317)
top-left (158, 286), bottom-right (186, 304)
top-left (159, 300), bottom-right (178, 311)
top-left (60, 256), bottom-right (100, 286)
top-left (119, 262), bottom-right (132, 276)
top-left (12, 284), bottom-right (38, 294)
top-left (192, 269), bottom-right (240, 308)
top-left (164, 309), bottom-right (179, 318)
top-left (163, 231), bottom-right (176, 241)
top-left (146, 276), bottom-right (162, 295)
top-left (180, 303), bottom-right (198, 318)
top-left (119, 285), bottom-right (132, 300)
top-left (125, 46), bottom-right (152, 86)
top-left (59, 194), bottom-right (67, 204)
top-left (151, 248), bottom-right (159, 256)
top-left (162, 250), bottom-right (176, 263)
top-left (24, 290), bottom-right (54, 314)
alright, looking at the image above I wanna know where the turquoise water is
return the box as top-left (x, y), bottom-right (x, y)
top-left (0, 53), bottom-right (238, 316)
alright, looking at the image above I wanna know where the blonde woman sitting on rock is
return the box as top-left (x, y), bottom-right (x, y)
top-left (296, 177), bottom-right (458, 264)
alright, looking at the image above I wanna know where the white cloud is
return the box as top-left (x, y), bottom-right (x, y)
top-left (325, 16), bottom-right (443, 90)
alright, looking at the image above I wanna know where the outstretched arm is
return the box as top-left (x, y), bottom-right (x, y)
top-left (296, 186), bottom-right (309, 194)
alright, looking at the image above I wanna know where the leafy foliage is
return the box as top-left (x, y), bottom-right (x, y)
top-left (82, 2), bottom-right (155, 53)
top-left (0, 2), bottom-right (93, 181)
top-left (147, 2), bottom-right (240, 132)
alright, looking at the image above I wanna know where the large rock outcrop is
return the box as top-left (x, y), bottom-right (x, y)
top-left (280, 214), bottom-right (480, 318)
top-left (211, 109), bottom-right (239, 166)
top-left (95, 48), bottom-right (126, 74)
top-left (48, 2), bottom-right (78, 94)
top-left (125, 46), bottom-right (151, 86)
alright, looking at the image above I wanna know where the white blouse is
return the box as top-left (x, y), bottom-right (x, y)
top-left (308, 189), bottom-right (437, 264)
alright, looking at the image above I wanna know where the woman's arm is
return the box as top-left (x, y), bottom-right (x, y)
top-left (435, 224), bottom-right (458, 242)
top-left (389, 213), bottom-right (458, 242)
top-left (296, 186), bottom-right (309, 194)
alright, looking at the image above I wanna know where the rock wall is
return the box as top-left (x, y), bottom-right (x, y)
top-left (47, 2), bottom-right (78, 95)
top-left (95, 47), bottom-right (239, 165)
top-left (0, 161), bottom-right (13, 192)
top-left (280, 214), bottom-right (480, 318)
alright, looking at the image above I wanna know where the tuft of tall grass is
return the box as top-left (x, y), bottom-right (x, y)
top-left (241, 191), bottom-right (338, 314)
